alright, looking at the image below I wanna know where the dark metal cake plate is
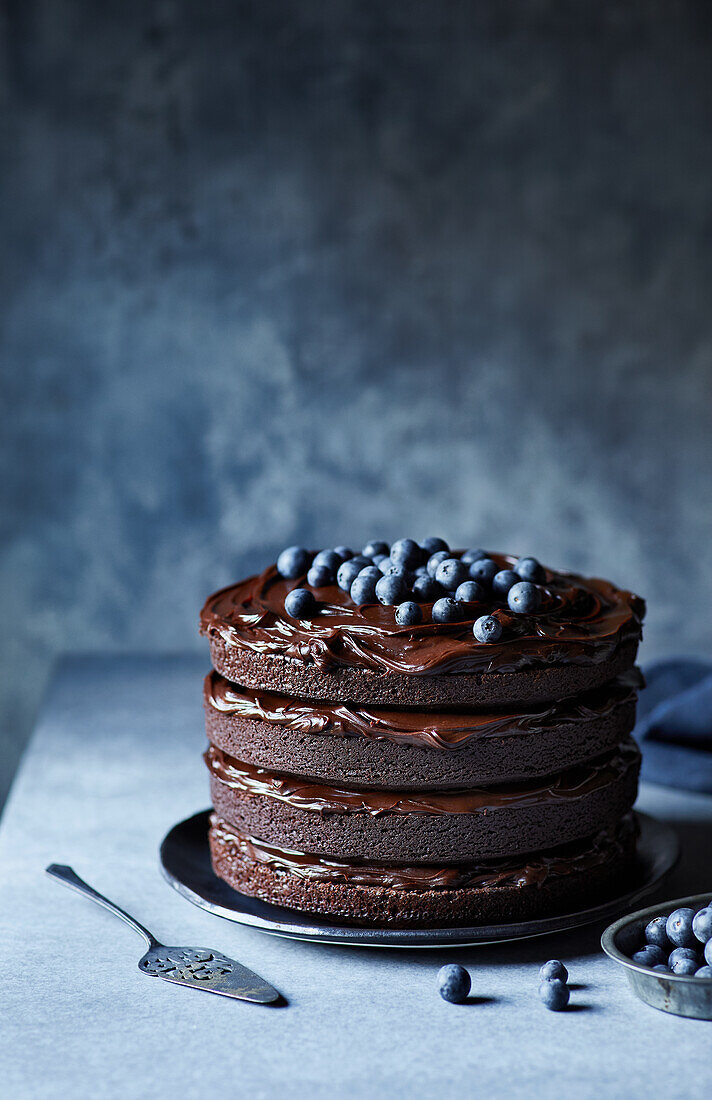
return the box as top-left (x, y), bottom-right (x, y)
top-left (160, 810), bottom-right (678, 948)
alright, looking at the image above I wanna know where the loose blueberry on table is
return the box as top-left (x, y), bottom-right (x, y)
top-left (437, 964), bottom-right (471, 1004)
top-left (539, 959), bottom-right (568, 983)
top-left (539, 978), bottom-right (570, 1011)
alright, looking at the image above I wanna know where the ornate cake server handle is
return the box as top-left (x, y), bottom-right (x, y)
top-left (46, 864), bottom-right (282, 1004)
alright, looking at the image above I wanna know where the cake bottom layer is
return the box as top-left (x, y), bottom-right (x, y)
top-left (208, 813), bottom-right (637, 928)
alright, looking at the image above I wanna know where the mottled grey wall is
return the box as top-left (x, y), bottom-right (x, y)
top-left (2, 1), bottom-right (712, 807)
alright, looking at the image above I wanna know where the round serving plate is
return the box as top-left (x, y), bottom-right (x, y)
top-left (160, 810), bottom-right (678, 948)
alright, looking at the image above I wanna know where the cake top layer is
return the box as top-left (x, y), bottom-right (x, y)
top-left (200, 542), bottom-right (645, 677)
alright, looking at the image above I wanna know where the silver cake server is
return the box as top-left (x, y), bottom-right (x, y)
top-left (46, 864), bottom-right (282, 1004)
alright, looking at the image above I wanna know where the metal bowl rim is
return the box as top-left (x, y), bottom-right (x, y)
top-left (601, 892), bottom-right (712, 982)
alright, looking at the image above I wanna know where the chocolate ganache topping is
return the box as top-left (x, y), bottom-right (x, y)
top-left (200, 553), bottom-right (645, 677)
top-left (205, 738), bottom-right (640, 816)
top-left (204, 669), bottom-right (641, 750)
top-left (210, 814), bottom-right (635, 891)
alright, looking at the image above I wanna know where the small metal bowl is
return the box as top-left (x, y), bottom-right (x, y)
top-left (601, 892), bottom-right (712, 1019)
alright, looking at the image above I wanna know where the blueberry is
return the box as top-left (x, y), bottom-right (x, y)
top-left (276, 546), bottom-right (311, 579)
top-left (375, 574), bottom-right (410, 606)
top-left (382, 563), bottom-right (415, 585)
top-left (706, 939), bottom-right (712, 967)
top-left (473, 615), bottom-right (503, 643)
top-left (666, 908), bottom-right (697, 948)
top-left (653, 964), bottom-right (670, 973)
top-left (492, 570), bottom-right (519, 598)
top-left (350, 574), bottom-right (378, 605)
top-left (312, 549), bottom-right (342, 574)
top-left (337, 560), bottom-right (363, 592)
top-left (461, 548), bottom-right (488, 564)
top-left (427, 550), bottom-right (451, 578)
top-left (333, 546), bottom-right (353, 562)
top-left (414, 565), bottom-right (428, 577)
top-left (539, 959), bottom-right (568, 983)
top-left (395, 601), bottom-right (423, 626)
top-left (671, 957), bottom-right (699, 976)
top-left (378, 556), bottom-right (395, 574)
top-left (668, 947), bottom-right (699, 970)
top-left (632, 946), bottom-right (667, 968)
top-left (508, 581), bottom-right (542, 614)
top-left (516, 557), bottom-right (546, 584)
top-left (412, 575), bottom-right (442, 602)
top-left (695, 966), bottom-right (712, 979)
top-left (421, 537), bottom-right (449, 556)
top-left (350, 554), bottom-right (372, 569)
top-left (437, 964), bottom-right (470, 1004)
top-left (692, 907), bottom-right (712, 944)
top-left (468, 558), bottom-right (499, 586)
top-left (371, 553), bottom-right (388, 568)
top-left (307, 563), bottom-right (335, 588)
top-left (362, 540), bottom-right (389, 560)
top-left (432, 597), bottom-right (463, 623)
top-left (645, 916), bottom-right (671, 951)
top-left (284, 588), bottom-right (317, 619)
top-left (390, 538), bottom-right (423, 570)
top-left (538, 979), bottom-right (569, 1011)
top-left (455, 580), bottom-right (487, 604)
top-left (358, 566), bottom-right (383, 580)
top-left (435, 558), bottom-right (470, 591)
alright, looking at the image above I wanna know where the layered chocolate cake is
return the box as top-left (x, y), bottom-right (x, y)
top-left (200, 541), bottom-right (645, 927)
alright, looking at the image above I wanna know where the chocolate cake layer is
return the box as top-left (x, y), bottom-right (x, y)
top-left (204, 670), bottom-right (640, 789)
top-left (205, 738), bottom-right (640, 864)
top-left (208, 813), bottom-right (638, 927)
top-left (207, 636), bottom-right (639, 708)
top-left (200, 556), bottom-right (644, 706)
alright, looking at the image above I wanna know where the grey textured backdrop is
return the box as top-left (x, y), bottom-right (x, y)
top-left (1, 1), bottom-right (712, 809)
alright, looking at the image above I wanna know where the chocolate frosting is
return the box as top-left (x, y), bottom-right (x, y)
top-left (200, 553), bottom-right (645, 677)
top-left (205, 738), bottom-right (640, 816)
top-left (205, 669), bottom-right (641, 751)
top-left (210, 814), bottom-right (635, 891)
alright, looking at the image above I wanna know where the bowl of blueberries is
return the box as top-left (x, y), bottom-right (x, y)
top-left (601, 893), bottom-right (712, 1018)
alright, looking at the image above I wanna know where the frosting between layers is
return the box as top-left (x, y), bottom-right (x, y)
top-left (205, 738), bottom-right (640, 816)
top-left (200, 554), bottom-right (645, 676)
top-left (210, 814), bottom-right (636, 891)
top-left (204, 669), bottom-right (641, 750)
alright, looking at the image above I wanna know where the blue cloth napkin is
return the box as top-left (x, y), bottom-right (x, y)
top-left (635, 660), bottom-right (712, 793)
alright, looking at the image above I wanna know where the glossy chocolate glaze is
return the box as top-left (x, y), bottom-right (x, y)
top-left (204, 668), bottom-right (642, 750)
top-left (210, 814), bottom-right (635, 891)
top-left (200, 554), bottom-right (645, 677)
top-left (204, 738), bottom-right (640, 816)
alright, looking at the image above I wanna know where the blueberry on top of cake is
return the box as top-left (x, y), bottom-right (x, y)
top-left (200, 539), bottom-right (644, 707)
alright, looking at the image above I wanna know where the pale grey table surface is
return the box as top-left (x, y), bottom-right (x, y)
top-left (2, 655), bottom-right (711, 1100)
